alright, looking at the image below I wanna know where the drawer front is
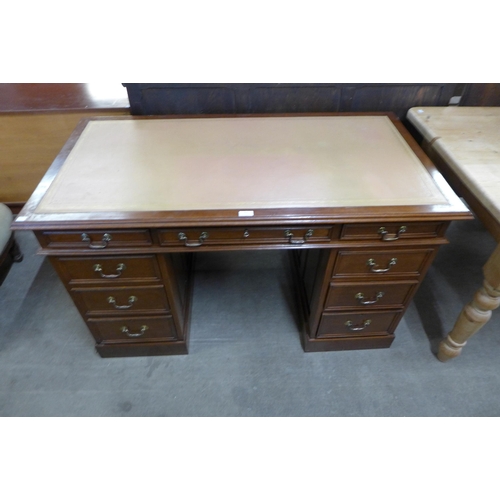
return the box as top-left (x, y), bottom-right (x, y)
top-left (317, 311), bottom-right (402, 338)
top-left (332, 248), bottom-right (435, 278)
top-left (87, 316), bottom-right (178, 343)
top-left (158, 226), bottom-right (335, 247)
top-left (324, 282), bottom-right (416, 310)
top-left (340, 222), bottom-right (445, 242)
top-left (71, 285), bottom-right (170, 316)
top-left (52, 255), bottom-right (162, 285)
top-left (37, 229), bottom-right (152, 250)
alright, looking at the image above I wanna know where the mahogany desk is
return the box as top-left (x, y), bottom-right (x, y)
top-left (12, 114), bottom-right (470, 358)
top-left (408, 106), bottom-right (500, 361)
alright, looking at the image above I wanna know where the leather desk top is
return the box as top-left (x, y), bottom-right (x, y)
top-left (34, 115), bottom-right (449, 214)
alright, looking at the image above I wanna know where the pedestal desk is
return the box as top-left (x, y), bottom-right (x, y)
top-left (408, 106), bottom-right (500, 361)
top-left (12, 114), bottom-right (471, 358)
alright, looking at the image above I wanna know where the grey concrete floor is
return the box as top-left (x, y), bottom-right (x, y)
top-left (1, 218), bottom-right (499, 416)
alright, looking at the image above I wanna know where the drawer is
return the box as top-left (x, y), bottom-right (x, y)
top-left (317, 311), bottom-right (403, 338)
top-left (158, 226), bottom-right (335, 247)
top-left (324, 282), bottom-right (416, 310)
top-left (87, 316), bottom-right (178, 343)
top-left (36, 229), bottom-right (152, 250)
top-left (52, 255), bottom-right (162, 285)
top-left (331, 248), bottom-right (435, 279)
top-left (71, 285), bottom-right (170, 316)
top-left (340, 222), bottom-right (445, 242)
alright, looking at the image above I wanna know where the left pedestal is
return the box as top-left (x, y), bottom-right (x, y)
top-left (40, 232), bottom-right (193, 357)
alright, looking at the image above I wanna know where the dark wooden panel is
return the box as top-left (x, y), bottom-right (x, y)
top-left (139, 85), bottom-right (236, 115)
top-left (125, 83), bottom-right (342, 115)
top-left (301, 333), bottom-right (395, 352)
top-left (460, 83), bottom-right (500, 106)
top-left (123, 83), bottom-right (460, 119)
top-left (96, 339), bottom-right (188, 357)
top-left (246, 84), bottom-right (341, 113)
top-left (343, 83), bottom-right (457, 118)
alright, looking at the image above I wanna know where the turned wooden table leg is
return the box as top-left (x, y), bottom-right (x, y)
top-left (438, 244), bottom-right (500, 362)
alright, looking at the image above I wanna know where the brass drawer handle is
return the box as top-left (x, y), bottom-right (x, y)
top-left (93, 263), bottom-right (126, 278)
top-left (345, 319), bottom-right (372, 331)
top-left (378, 226), bottom-right (406, 241)
top-left (178, 231), bottom-right (208, 247)
top-left (120, 325), bottom-right (148, 338)
top-left (108, 295), bottom-right (137, 309)
top-left (285, 229), bottom-right (313, 245)
top-left (355, 291), bottom-right (384, 305)
top-left (82, 233), bottom-right (112, 249)
top-left (367, 257), bottom-right (397, 273)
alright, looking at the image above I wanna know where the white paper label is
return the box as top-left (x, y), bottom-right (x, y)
top-left (238, 210), bottom-right (254, 217)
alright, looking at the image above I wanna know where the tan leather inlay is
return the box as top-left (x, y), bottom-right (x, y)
top-left (36, 116), bottom-right (448, 213)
